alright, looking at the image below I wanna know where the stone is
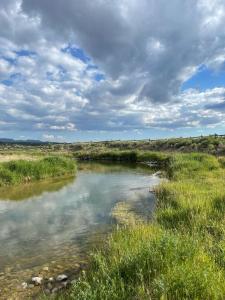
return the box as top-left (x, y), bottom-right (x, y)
top-left (44, 288), bottom-right (51, 294)
top-left (31, 276), bottom-right (43, 285)
top-left (43, 266), bottom-right (49, 271)
top-left (28, 284), bottom-right (35, 288)
top-left (52, 287), bottom-right (59, 293)
top-left (61, 281), bottom-right (68, 287)
top-left (56, 265), bottom-right (62, 269)
top-left (48, 277), bottom-right (54, 282)
top-left (47, 282), bottom-right (53, 289)
top-left (74, 263), bottom-right (80, 268)
top-left (22, 282), bottom-right (28, 289)
top-left (56, 274), bottom-right (68, 282)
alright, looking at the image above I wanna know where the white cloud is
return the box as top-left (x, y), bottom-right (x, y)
top-left (0, 0), bottom-right (225, 138)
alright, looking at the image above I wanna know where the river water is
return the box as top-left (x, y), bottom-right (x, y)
top-left (0, 162), bottom-right (161, 298)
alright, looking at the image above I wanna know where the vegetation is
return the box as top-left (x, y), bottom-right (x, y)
top-left (56, 152), bottom-right (225, 299)
top-left (2, 134), bottom-right (225, 157)
top-left (70, 134), bottom-right (225, 156)
top-left (0, 156), bottom-right (76, 187)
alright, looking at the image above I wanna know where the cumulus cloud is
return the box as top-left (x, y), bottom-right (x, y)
top-left (1, 0), bottom-right (225, 139)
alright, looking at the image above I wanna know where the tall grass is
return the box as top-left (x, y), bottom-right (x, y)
top-left (75, 150), bottom-right (170, 168)
top-left (0, 156), bottom-right (76, 187)
top-left (63, 152), bottom-right (225, 299)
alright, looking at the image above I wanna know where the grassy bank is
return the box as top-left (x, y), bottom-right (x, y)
top-left (75, 150), bottom-right (170, 168)
top-left (0, 156), bottom-right (76, 187)
top-left (58, 152), bottom-right (225, 299)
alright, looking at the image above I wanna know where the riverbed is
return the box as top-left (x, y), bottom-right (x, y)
top-left (0, 162), bottom-right (161, 299)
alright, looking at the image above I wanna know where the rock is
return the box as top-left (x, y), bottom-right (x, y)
top-left (47, 282), bottom-right (53, 289)
top-left (43, 266), bottom-right (49, 271)
top-left (21, 282), bottom-right (28, 289)
top-left (28, 284), bottom-right (35, 288)
top-left (44, 288), bottom-right (51, 294)
top-left (56, 265), bottom-right (62, 269)
top-left (61, 281), bottom-right (68, 288)
top-left (52, 287), bottom-right (59, 293)
top-left (153, 171), bottom-right (162, 176)
top-left (31, 276), bottom-right (43, 285)
top-left (48, 277), bottom-right (54, 282)
top-left (56, 274), bottom-right (68, 282)
top-left (74, 263), bottom-right (80, 268)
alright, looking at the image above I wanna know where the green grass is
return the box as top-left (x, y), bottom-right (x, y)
top-left (0, 156), bottom-right (76, 187)
top-left (56, 152), bottom-right (225, 300)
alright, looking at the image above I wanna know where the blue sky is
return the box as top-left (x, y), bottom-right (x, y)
top-left (1, 0), bottom-right (225, 142)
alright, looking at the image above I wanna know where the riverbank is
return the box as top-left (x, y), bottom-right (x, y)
top-left (59, 152), bottom-right (225, 299)
top-left (0, 156), bottom-right (76, 187)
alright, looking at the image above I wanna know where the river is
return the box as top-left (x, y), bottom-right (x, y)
top-left (0, 162), bottom-right (161, 298)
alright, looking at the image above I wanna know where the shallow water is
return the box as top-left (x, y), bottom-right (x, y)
top-left (0, 162), bottom-right (161, 297)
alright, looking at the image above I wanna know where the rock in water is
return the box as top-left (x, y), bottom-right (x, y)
top-left (56, 274), bottom-right (68, 282)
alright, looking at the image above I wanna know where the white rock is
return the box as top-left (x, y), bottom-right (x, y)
top-left (31, 276), bottom-right (43, 285)
top-left (22, 282), bottom-right (28, 289)
top-left (56, 274), bottom-right (68, 282)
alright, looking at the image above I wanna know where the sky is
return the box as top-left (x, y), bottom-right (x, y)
top-left (1, 0), bottom-right (225, 142)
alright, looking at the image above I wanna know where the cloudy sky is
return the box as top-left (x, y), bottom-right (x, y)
top-left (1, 0), bottom-right (225, 142)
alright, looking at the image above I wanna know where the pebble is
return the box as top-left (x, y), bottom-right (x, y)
top-left (43, 266), bottom-right (49, 271)
top-left (47, 282), bottom-right (53, 289)
top-left (31, 276), bottom-right (43, 285)
top-left (48, 277), bottom-right (54, 282)
top-left (44, 288), bottom-right (51, 294)
top-left (21, 282), bottom-right (28, 289)
top-left (52, 287), bottom-right (59, 293)
top-left (61, 281), bottom-right (68, 287)
top-left (74, 263), bottom-right (80, 268)
top-left (56, 274), bottom-right (68, 282)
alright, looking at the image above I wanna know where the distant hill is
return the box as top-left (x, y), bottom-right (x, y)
top-left (0, 138), bottom-right (51, 145)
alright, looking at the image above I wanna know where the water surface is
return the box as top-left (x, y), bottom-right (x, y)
top-left (0, 162), bottom-right (161, 296)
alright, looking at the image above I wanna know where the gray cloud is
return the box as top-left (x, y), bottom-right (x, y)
top-left (21, 0), bottom-right (225, 103)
